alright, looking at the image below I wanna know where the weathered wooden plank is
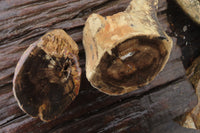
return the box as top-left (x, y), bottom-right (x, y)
top-left (1, 79), bottom-right (196, 133)
top-left (47, 80), bottom-right (196, 133)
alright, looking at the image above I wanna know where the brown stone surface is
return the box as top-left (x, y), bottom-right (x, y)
top-left (0, 0), bottom-right (199, 133)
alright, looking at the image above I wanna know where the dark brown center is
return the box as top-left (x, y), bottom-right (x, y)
top-left (14, 47), bottom-right (76, 120)
top-left (99, 37), bottom-right (167, 87)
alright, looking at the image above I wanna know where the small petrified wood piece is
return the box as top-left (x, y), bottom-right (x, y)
top-left (177, 56), bottom-right (200, 129)
top-left (83, 0), bottom-right (173, 95)
top-left (13, 29), bottom-right (81, 122)
top-left (175, 0), bottom-right (200, 25)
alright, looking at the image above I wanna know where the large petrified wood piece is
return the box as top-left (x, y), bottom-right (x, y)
top-left (83, 0), bottom-right (173, 95)
top-left (13, 29), bottom-right (81, 122)
top-left (0, 0), bottom-right (198, 132)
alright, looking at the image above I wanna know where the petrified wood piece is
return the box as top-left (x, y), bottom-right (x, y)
top-left (83, 0), bottom-right (173, 95)
top-left (178, 56), bottom-right (200, 129)
top-left (175, 0), bottom-right (200, 25)
top-left (13, 29), bottom-right (81, 122)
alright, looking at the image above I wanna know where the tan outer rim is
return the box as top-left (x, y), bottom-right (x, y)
top-left (176, 0), bottom-right (200, 25)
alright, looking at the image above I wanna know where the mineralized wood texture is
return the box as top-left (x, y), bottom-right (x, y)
top-left (0, 0), bottom-right (198, 133)
top-left (83, 0), bottom-right (173, 95)
top-left (13, 29), bottom-right (81, 122)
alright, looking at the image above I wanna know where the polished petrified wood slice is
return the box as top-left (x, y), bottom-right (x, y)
top-left (83, 0), bottom-right (173, 95)
top-left (175, 0), bottom-right (200, 25)
top-left (177, 56), bottom-right (200, 129)
top-left (13, 29), bottom-right (81, 122)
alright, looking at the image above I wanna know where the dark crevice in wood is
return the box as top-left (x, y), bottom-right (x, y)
top-left (0, 75), bottom-right (13, 88)
top-left (0, 83), bottom-right (12, 90)
top-left (17, 32), bottom-right (44, 47)
top-left (139, 76), bottom-right (186, 97)
top-left (157, 10), bottom-right (167, 16)
top-left (89, 0), bottom-right (119, 15)
top-left (65, 26), bottom-right (84, 37)
top-left (0, 113), bottom-right (26, 127)
top-left (0, 114), bottom-right (29, 128)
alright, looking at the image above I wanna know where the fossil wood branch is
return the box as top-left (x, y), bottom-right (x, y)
top-left (13, 29), bottom-right (81, 122)
top-left (83, 0), bottom-right (173, 95)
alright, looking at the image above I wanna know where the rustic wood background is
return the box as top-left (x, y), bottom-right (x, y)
top-left (0, 0), bottom-right (200, 132)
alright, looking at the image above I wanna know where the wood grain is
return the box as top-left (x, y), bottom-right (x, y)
top-left (0, 0), bottom-right (198, 133)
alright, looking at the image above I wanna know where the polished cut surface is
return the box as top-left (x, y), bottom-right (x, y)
top-left (13, 29), bottom-right (81, 122)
